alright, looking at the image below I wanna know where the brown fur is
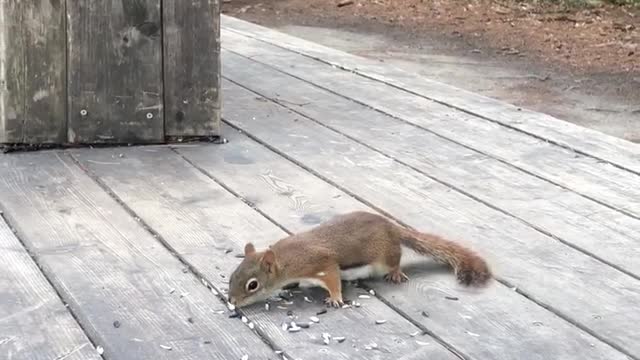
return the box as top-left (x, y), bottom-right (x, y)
top-left (228, 211), bottom-right (491, 307)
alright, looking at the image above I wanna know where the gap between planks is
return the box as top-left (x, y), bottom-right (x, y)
top-left (66, 152), bottom-right (292, 360)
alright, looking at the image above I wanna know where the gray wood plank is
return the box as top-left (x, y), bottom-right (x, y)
top-left (220, 51), bottom-right (640, 278)
top-left (220, 30), bottom-right (640, 220)
top-left (67, 1), bottom-right (164, 143)
top-left (72, 146), bottom-right (460, 360)
top-left (220, 15), bottom-right (640, 175)
top-left (162, 0), bottom-right (221, 137)
top-left (0, 216), bottom-right (99, 360)
top-left (0, 152), bottom-right (276, 360)
top-left (0, 0), bottom-right (65, 144)
top-left (176, 128), bottom-right (631, 360)
top-left (215, 80), bottom-right (640, 358)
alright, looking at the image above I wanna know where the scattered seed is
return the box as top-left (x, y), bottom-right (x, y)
top-left (180, 292), bottom-right (189, 298)
top-left (187, 317), bottom-right (194, 324)
top-left (304, 296), bottom-right (313, 303)
top-left (265, 303), bottom-right (271, 311)
top-left (281, 322), bottom-right (289, 331)
top-left (182, 268), bottom-right (188, 273)
top-left (375, 320), bottom-right (387, 325)
top-left (131, 338), bottom-right (143, 342)
top-left (235, 254), bottom-right (245, 258)
top-left (169, 288), bottom-right (176, 294)
top-left (210, 288), bottom-right (219, 295)
top-left (421, 311), bottom-right (430, 318)
top-left (309, 316), bottom-right (320, 323)
top-left (225, 249), bottom-right (233, 254)
top-left (248, 322), bottom-right (255, 330)
top-left (96, 346), bottom-right (104, 355)
top-left (334, 336), bottom-right (346, 343)
top-left (241, 355), bottom-right (249, 360)
top-left (113, 320), bottom-right (121, 328)
top-left (323, 338), bottom-right (330, 345)
top-left (229, 311), bottom-right (240, 318)
top-left (416, 340), bottom-right (430, 346)
top-left (241, 316), bottom-right (248, 323)
top-left (354, 302), bottom-right (361, 308)
top-left (466, 331), bottom-right (480, 337)
top-left (445, 296), bottom-right (459, 301)
top-left (227, 303), bottom-right (236, 311)
top-left (369, 289), bottom-right (376, 296)
top-left (286, 310), bottom-right (294, 317)
top-left (204, 340), bottom-right (212, 344)
top-left (364, 342), bottom-right (378, 350)
top-left (288, 326), bottom-right (301, 333)
top-left (316, 309), bottom-right (327, 315)
top-left (358, 295), bottom-right (371, 299)
top-left (282, 301), bottom-right (294, 305)
top-left (341, 304), bottom-right (351, 309)
top-left (277, 306), bottom-right (288, 310)
top-left (298, 322), bottom-right (310, 328)
top-left (275, 350), bottom-right (283, 354)
top-left (160, 344), bottom-right (172, 351)
top-left (410, 331), bottom-right (421, 337)
top-left (316, 272), bottom-right (326, 276)
top-left (214, 310), bottom-right (225, 314)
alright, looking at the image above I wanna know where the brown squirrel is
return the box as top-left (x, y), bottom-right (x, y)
top-left (228, 211), bottom-right (491, 308)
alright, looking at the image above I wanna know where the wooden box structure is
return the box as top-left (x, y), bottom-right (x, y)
top-left (0, 0), bottom-right (221, 145)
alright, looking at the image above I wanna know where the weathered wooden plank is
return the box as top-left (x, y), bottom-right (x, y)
top-left (221, 51), bottom-right (640, 277)
top-left (0, 152), bottom-right (276, 359)
top-left (163, 0), bottom-right (221, 137)
top-left (176, 128), bottom-right (632, 360)
top-left (67, 1), bottom-right (164, 144)
top-left (220, 15), bottom-right (640, 175)
top-left (215, 80), bottom-right (640, 358)
top-left (73, 146), bottom-right (459, 360)
top-left (0, 0), bottom-right (66, 144)
top-left (220, 30), bottom-right (640, 220)
top-left (0, 216), bottom-right (99, 360)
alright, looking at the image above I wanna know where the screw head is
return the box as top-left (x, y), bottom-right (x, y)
top-left (80, 109), bottom-right (88, 116)
top-left (146, 112), bottom-right (153, 119)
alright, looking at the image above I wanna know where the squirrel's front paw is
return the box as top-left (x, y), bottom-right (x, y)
top-left (324, 297), bottom-right (344, 308)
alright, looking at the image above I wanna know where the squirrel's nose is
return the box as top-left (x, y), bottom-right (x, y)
top-left (229, 296), bottom-right (237, 305)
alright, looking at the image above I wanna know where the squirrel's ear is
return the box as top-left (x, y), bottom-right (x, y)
top-left (244, 243), bottom-right (256, 256)
top-left (261, 249), bottom-right (276, 273)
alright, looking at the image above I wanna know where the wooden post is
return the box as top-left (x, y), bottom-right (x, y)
top-left (1, 0), bottom-right (221, 146)
top-left (66, 0), bottom-right (164, 144)
top-left (162, 0), bottom-right (222, 138)
top-left (0, 0), bottom-right (66, 144)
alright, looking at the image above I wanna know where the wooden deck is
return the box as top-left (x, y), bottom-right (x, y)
top-left (1, 15), bottom-right (639, 360)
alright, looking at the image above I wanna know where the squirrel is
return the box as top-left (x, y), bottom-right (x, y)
top-left (228, 211), bottom-right (491, 308)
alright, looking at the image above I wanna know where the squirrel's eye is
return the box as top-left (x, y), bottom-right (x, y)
top-left (246, 278), bottom-right (259, 292)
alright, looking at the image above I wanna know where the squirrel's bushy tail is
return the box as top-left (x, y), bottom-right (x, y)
top-left (399, 228), bottom-right (492, 286)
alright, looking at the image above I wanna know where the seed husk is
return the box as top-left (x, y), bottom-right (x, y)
top-left (309, 316), bottom-right (320, 323)
top-left (375, 319), bottom-right (387, 325)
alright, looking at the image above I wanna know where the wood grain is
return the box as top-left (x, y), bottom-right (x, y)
top-left (176, 128), bottom-right (631, 360)
top-left (73, 146), bottom-right (459, 360)
top-left (0, 0), bottom-right (66, 144)
top-left (162, 0), bottom-right (221, 137)
top-left (220, 15), bottom-right (640, 175)
top-left (67, 0), bottom-right (163, 143)
top-left (215, 79), bottom-right (640, 358)
top-left (220, 50), bottom-right (640, 278)
top-left (0, 216), bottom-right (98, 360)
top-left (220, 30), bottom-right (640, 220)
top-left (0, 152), bottom-right (276, 359)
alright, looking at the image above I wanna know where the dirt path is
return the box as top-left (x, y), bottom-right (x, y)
top-left (222, 0), bottom-right (640, 143)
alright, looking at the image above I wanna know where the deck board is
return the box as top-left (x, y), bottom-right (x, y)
top-left (217, 79), bottom-right (640, 358)
top-left (0, 153), bottom-right (276, 360)
top-left (220, 30), bottom-right (640, 220)
top-left (72, 146), bottom-right (460, 360)
top-left (0, 216), bottom-right (99, 360)
top-left (221, 15), bottom-right (640, 175)
top-left (220, 50), bottom-right (640, 278)
top-left (175, 129), bottom-right (629, 360)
